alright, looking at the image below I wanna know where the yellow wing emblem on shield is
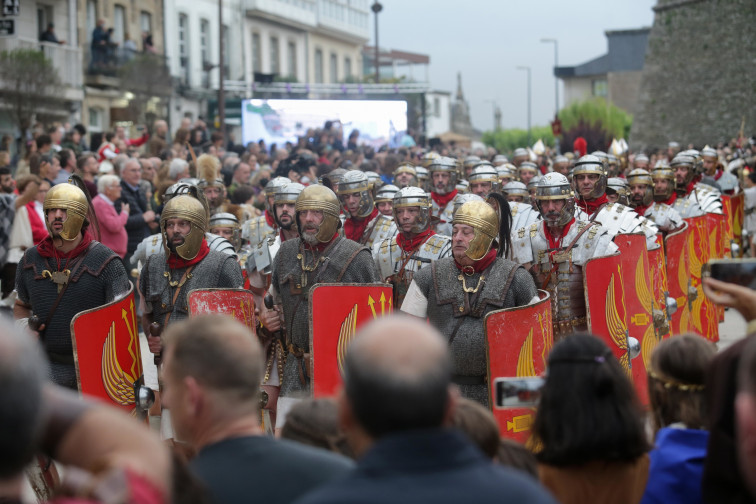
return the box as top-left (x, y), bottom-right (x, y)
top-left (101, 321), bottom-right (136, 406)
top-left (337, 304), bottom-right (358, 376)
top-left (516, 329), bottom-right (536, 378)
top-left (605, 272), bottom-right (629, 372)
top-left (677, 251), bottom-right (690, 332)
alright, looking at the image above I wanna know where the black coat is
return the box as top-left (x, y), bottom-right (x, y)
top-left (120, 181), bottom-right (151, 256)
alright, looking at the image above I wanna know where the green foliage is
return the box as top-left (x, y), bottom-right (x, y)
top-left (0, 48), bottom-right (62, 132)
top-left (557, 98), bottom-right (633, 140)
top-left (482, 126), bottom-right (555, 153)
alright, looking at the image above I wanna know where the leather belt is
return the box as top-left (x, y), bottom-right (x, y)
top-left (451, 374), bottom-right (486, 386)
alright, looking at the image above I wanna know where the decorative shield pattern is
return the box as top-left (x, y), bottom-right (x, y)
top-left (648, 240), bottom-right (671, 340)
top-left (309, 283), bottom-right (394, 398)
top-left (614, 234), bottom-right (655, 406)
top-left (188, 288), bottom-right (256, 329)
top-left (664, 222), bottom-right (691, 336)
top-left (686, 216), bottom-right (720, 341)
top-left (484, 290), bottom-right (552, 442)
top-left (722, 195), bottom-right (734, 258)
top-left (70, 286), bottom-right (144, 413)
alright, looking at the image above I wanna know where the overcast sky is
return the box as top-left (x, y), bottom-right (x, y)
top-left (376, 0), bottom-right (657, 133)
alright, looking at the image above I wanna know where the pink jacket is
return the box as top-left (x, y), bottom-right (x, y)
top-left (92, 194), bottom-right (129, 258)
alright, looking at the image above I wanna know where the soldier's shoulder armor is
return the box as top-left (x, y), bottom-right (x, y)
top-left (694, 185), bottom-right (724, 215)
top-left (572, 222), bottom-right (618, 265)
top-left (364, 214), bottom-right (397, 249)
top-left (243, 215), bottom-right (275, 247)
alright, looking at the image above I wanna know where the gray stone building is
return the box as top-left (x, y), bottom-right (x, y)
top-left (630, 0), bottom-right (755, 150)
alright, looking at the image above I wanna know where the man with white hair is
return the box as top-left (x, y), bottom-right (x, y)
top-left (169, 158), bottom-right (190, 181)
top-left (120, 158), bottom-right (157, 267)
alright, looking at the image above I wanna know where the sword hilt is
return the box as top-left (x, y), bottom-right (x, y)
top-left (149, 322), bottom-right (163, 366)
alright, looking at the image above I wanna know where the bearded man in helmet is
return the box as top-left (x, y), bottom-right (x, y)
top-left (671, 152), bottom-right (724, 215)
top-left (244, 176), bottom-right (291, 249)
top-left (512, 173), bottom-right (618, 338)
top-left (702, 146), bottom-right (738, 195)
top-left (651, 163), bottom-right (704, 218)
top-left (373, 187), bottom-right (451, 307)
top-left (400, 200), bottom-right (538, 406)
top-left (337, 170), bottom-right (396, 248)
top-left (260, 185), bottom-right (381, 426)
top-left (571, 154), bottom-right (659, 249)
top-left (626, 168), bottom-right (683, 234)
top-left (428, 157), bottom-right (459, 235)
top-left (140, 190), bottom-right (243, 344)
top-left (14, 180), bottom-right (131, 389)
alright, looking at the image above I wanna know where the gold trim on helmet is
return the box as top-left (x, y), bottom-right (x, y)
top-left (295, 185), bottom-right (341, 243)
top-left (161, 195), bottom-right (209, 260)
top-left (43, 184), bottom-right (89, 241)
top-left (453, 200), bottom-right (499, 261)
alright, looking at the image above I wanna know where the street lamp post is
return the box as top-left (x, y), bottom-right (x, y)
top-left (371, 2), bottom-right (383, 84)
top-left (218, 0), bottom-right (225, 145)
top-left (516, 66), bottom-right (532, 146)
top-left (541, 38), bottom-right (559, 153)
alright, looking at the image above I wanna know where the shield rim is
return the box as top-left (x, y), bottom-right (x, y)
top-left (582, 251), bottom-right (622, 336)
top-left (483, 289), bottom-right (551, 410)
top-left (70, 284), bottom-right (135, 395)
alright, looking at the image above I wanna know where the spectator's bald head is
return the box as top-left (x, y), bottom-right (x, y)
top-left (342, 315), bottom-right (454, 441)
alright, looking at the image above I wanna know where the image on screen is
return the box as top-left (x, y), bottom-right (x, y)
top-left (241, 99), bottom-right (409, 149)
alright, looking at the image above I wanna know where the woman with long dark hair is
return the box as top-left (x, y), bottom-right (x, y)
top-left (533, 334), bottom-right (650, 504)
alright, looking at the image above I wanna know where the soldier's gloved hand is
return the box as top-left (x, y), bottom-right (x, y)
top-left (147, 335), bottom-right (162, 354)
top-left (259, 307), bottom-right (282, 333)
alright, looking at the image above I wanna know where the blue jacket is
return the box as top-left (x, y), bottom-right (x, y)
top-left (294, 428), bottom-right (556, 504)
top-left (641, 427), bottom-right (709, 504)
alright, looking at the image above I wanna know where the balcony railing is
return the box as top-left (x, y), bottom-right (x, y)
top-left (0, 37), bottom-right (82, 88)
top-left (85, 47), bottom-right (169, 78)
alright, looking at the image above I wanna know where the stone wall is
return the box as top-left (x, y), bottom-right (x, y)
top-left (630, 0), bottom-right (755, 151)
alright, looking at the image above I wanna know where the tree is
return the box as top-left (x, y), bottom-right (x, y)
top-left (482, 126), bottom-right (555, 154)
top-left (558, 98), bottom-right (633, 153)
top-left (0, 48), bottom-right (63, 138)
top-left (118, 54), bottom-right (173, 124)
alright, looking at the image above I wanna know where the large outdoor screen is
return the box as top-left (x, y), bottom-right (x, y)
top-left (241, 99), bottom-right (408, 149)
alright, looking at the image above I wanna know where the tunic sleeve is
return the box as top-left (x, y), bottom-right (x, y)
top-left (400, 280), bottom-right (428, 318)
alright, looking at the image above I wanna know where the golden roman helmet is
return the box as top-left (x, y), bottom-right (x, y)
top-left (161, 194), bottom-right (209, 260)
top-left (295, 184), bottom-right (342, 243)
top-left (626, 169), bottom-right (653, 208)
top-left (43, 183), bottom-right (89, 241)
top-left (452, 200), bottom-right (499, 261)
top-left (651, 162), bottom-right (675, 201)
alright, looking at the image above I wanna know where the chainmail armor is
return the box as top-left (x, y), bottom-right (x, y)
top-left (410, 257), bottom-right (537, 406)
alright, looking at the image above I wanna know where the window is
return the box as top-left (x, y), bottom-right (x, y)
top-left (88, 108), bottom-right (103, 132)
top-left (329, 52), bottom-right (337, 83)
top-left (178, 14), bottom-right (190, 85)
top-left (252, 33), bottom-right (261, 72)
top-left (270, 36), bottom-right (279, 74)
top-left (433, 97), bottom-right (441, 117)
top-left (86, 1), bottom-right (97, 43)
top-left (113, 5), bottom-right (125, 45)
top-left (592, 78), bottom-right (608, 98)
top-left (140, 11), bottom-right (151, 34)
top-left (314, 48), bottom-right (323, 83)
top-left (343, 57), bottom-right (351, 80)
top-left (200, 19), bottom-right (210, 88)
top-left (287, 41), bottom-right (297, 79)
top-left (36, 5), bottom-right (53, 40)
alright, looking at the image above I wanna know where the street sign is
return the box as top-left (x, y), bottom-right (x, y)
top-left (0, 19), bottom-right (14, 36)
top-left (2, 0), bottom-right (19, 16)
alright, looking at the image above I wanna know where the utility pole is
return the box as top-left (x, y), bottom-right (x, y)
top-left (517, 66), bottom-right (532, 146)
top-left (371, 2), bottom-right (382, 84)
top-left (218, 0), bottom-right (226, 145)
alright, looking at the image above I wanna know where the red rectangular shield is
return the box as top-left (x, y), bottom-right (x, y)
top-left (70, 286), bottom-right (144, 413)
top-left (731, 192), bottom-right (745, 257)
top-left (614, 234), bottom-right (655, 406)
top-left (484, 290), bottom-right (552, 442)
top-left (648, 242), bottom-right (671, 340)
top-left (664, 222), bottom-right (691, 336)
top-left (188, 288), bottom-right (256, 329)
top-left (309, 283), bottom-right (394, 398)
top-left (686, 216), bottom-right (720, 341)
top-left (722, 195), bottom-right (734, 258)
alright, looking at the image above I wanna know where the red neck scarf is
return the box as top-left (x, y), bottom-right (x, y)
top-left (454, 248), bottom-right (497, 274)
top-left (167, 238), bottom-right (210, 269)
top-left (714, 170), bottom-right (723, 181)
top-left (303, 232), bottom-right (339, 252)
top-left (37, 231), bottom-right (94, 259)
top-left (396, 228), bottom-right (435, 252)
top-left (26, 202), bottom-right (48, 245)
top-left (661, 193), bottom-right (677, 206)
top-left (680, 175), bottom-right (702, 197)
top-left (543, 218), bottom-right (575, 250)
top-left (344, 208), bottom-right (378, 242)
top-left (633, 203), bottom-right (651, 217)
top-left (431, 189), bottom-right (458, 210)
top-left (264, 210), bottom-right (276, 228)
top-left (575, 194), bottom-right (608, 216)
